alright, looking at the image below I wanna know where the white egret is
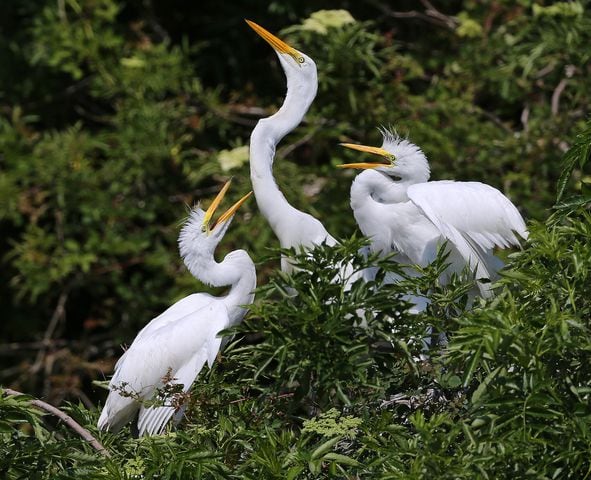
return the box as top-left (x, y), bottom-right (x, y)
top-left (246, 20), bottom-right (339, 273)
top-left (338, 129), bottom-right (528, 299)
top-left (97, 182), bottom-right (255, 436)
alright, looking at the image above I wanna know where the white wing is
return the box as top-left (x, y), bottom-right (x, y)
top-left (408, 181), bottom-right (527, 249)
top-left (98, 297), bottom-right (228, 434)
top-left (113, 293), bottom-right (215, 371)
top-left (407, 180), bottom-right (527, 286)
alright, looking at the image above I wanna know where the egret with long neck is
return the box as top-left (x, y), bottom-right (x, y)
top-left (338, 129), bottom-right (528, 299)
top-left (246, 20), bottom-right (338, 273)
top-left (98, 182), bottom-right (255, 436)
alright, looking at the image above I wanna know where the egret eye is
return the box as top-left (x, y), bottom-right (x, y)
top-left (297, 56), bottom-right (305, 64)
top-left (201, 225), bottom-right (207, 233)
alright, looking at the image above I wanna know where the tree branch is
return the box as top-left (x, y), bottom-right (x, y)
top-left (367, 0), bottom-right (458, 30)
top-left (31, 291), bottom-right (69, 377)
top-left (2, 388), bottom-right (110, 457)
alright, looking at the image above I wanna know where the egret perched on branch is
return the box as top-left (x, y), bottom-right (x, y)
top-left (246, 20), bottom-right (340, 273)
top-left (98, 182), bottom-right (255, 436)
top-left (338, 129), bottom-right (528, 298)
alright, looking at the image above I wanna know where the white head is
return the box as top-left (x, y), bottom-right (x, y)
top-left (246, 20), bottom-right (318, 106)
top-left (179, 181), bottom-right (252, 274)
top-left (338, 128), bottom-right (430, 184)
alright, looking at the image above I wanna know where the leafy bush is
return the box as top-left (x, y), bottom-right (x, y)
top-left (1, 1), bottom-right (591, 478)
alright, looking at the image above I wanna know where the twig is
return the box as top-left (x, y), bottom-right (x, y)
top-left (2, 388), bottom-right (111, 457)
top-left (419, 0), bottom-right (459, 29)
top-left (535, 62), bottom-right (556, 79)
top-left (93, 256), bottom-right (145, 275)
top-left (367, 0), bottom-right (458, 30)
top-left (211, 106), bottom-right (259, 127)
top-left (0, 339), bottom-right (68, 355)
top-left (469, 105), bottom-right (512, 133)
top-left (31, 291), bottom-right (69, 375)
top-left (0, 334), bottom-right (118, 356)
top-left (227, 105), bottom-right (269, 116)
top-left (142, 0), bottom-right (170, 43)
top-left (551, 78), bottom-right (568, 116)
top-left (277, 128), bottom-right (319, 159)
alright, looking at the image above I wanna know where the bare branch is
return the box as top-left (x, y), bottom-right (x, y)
top-left (367, 0), bottom-right (458, 30)
top-left (419, 0), bottom-right (459, 29)
top-left (469, 105), bottom-right (513, 134)
top-left (31, 291), bottom-right (69, 377)
top-left (551, 79), bottom-right (568, 116)
top-left (277, 128), bottom-right (319, 159)
top-left (0, 339), bottom-right (68, 355)
top-left (2, 388), bottom-right (111, 457)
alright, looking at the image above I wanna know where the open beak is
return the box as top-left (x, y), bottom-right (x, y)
top-left (203, 181), bottom-right (253, 233)
top-left (213, 191), bottom-right (253, 229)
top-left (336, 143), bottom-right (395, 169)
top-left (203, 180), bottom-right (232, 227)
top-left (245, 19), bottom-right (301, 60)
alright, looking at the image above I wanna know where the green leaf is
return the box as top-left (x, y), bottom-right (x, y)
top-left (311, 437), bottom-right (341, 460)
top-left (556, 120), bottom-right (591, 202)
top-left (323, 452), bottom-right (361, 466)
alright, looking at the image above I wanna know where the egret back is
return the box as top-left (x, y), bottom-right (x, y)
top-left (98, 297), bottom-right (228, 435)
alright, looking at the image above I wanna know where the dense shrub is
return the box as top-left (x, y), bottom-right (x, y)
top-left (1, 1), bottom-right (590, 477)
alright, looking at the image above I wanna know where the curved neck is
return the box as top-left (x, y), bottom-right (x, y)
top-left (249, 78), bottom-right (318, 246)
top-left (184, 250), bottom-right (256, 327)
top-left (350, 170), bottom-right (410, 210)
top-left (350, 170), bottom-right (412, 255)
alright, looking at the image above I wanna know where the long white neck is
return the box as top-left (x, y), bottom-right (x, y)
top-left (350, 170), bottom-right (410, 254)
top-left (184, 249), bottom-right (256, 327)
top-left (350, 170), bottom-right (411, 210)
top-left (249, 73), bottom-right (322, 248)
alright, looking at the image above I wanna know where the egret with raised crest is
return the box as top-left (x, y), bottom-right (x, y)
top-left (338, 129), bottom-right (528, 299)
top-left (98, 181), bottom-right (255, 436)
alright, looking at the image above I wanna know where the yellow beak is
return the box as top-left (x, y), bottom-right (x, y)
top-left (213, 191), bottom-right (253, 228)
top-left (203, 181), bottom-right (253, 232)
top-left (203, 180), bottom-right (232, 227)
top-left (245, 19), bottom-right (300, 59)
top-left (336, 163), bottom-right (388, 169)
top-left (336, 143), bottom-right (394, 169)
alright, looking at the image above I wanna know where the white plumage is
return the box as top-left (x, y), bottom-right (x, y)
top-left (340, 130), bottom-right (527, 300)
top-left (97, 183), bottom-right (255, 436)
top-left (246, 21), bottom-right (337, 269)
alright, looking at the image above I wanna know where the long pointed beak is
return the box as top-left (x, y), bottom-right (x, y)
top-left (245, 19), bottom-right (299, 57)
top-left (203, 180), bottom-right (232, 227)
top-left (340, 143), bottom-right (394, 158)
top-left (337, 143), bottom-right (394, 169)
top-left (213, 191), bottom-right (253, 228)
top-left (336, 162), bottom-right (388, 169)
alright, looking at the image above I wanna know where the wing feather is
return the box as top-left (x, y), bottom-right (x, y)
top-left (407, 181), bottom-right (527, 292)
top-left (408, 181), bottom-right (527, 252)
top-left (99, 298), bottom-right (228, 434)
top-left (137, 303), bottom-right (226, 435)
top-left (113, 293), bottom-right (215, 372)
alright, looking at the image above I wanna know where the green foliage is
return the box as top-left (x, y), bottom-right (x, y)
top-left (2, 206), bottom-right (591, 476)
top-left (302, 408), bottom-right (362, 438)
top-left (229, 240), bottom-right (410, 411)
top-left (557, 119), bottom-right (591, 201)
top-left (2, 1), bottom-right (591, 478)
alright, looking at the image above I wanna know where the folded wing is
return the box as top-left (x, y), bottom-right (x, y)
top-left (98, 298), bottom-right (228, 435)
top-left (407, 180), bottom-right (527, 292)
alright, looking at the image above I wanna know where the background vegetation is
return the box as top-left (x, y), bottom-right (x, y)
top-left (1, 0), bottom-right (590, 477)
